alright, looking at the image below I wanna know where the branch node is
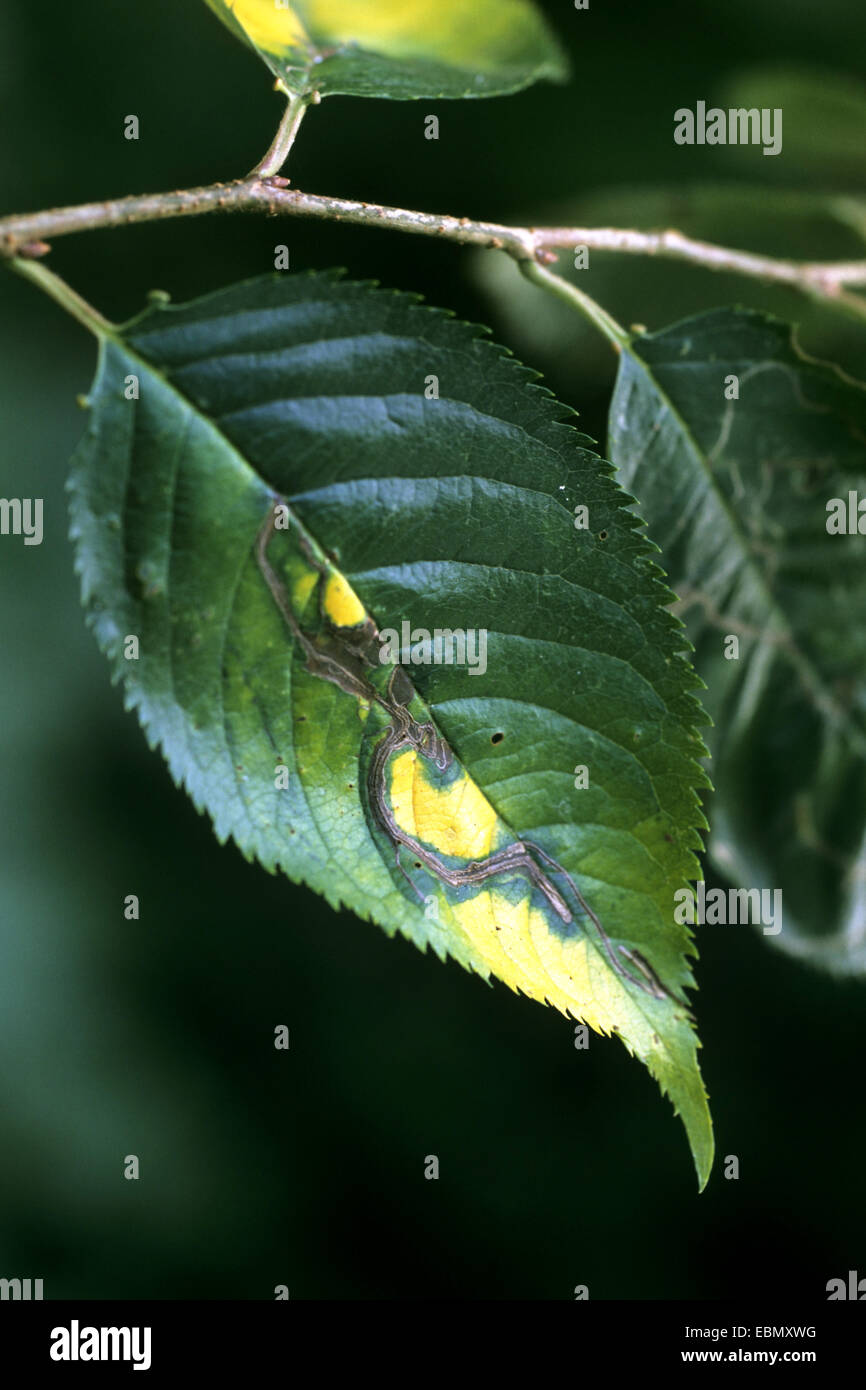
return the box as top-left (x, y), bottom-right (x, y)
top-left (19, 240), bottom-right (52, 259)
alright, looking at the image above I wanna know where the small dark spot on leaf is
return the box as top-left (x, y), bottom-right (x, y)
top-left (491, 731), bottom-right (505, 745)
top-left (413, 860), bottom-right (422, 869)
top-left (598, 530), bottom-right (608, 541)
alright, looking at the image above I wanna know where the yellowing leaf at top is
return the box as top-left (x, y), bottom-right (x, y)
top-left (220, 0), bottom-right (309, 53)
top-left (204, 0), bottom-right (568, 100)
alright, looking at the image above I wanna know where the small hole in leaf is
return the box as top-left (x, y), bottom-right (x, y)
top-left (491, 731), bottom-right (505, 745)
top-left (413, 860), bottom-right (422, 869)
top-left (598, 530), bottom-right (608, 540)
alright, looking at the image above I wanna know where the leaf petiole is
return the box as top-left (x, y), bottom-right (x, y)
top-left (9, 257), bottom-right (114, 339)
top-left (520, 259), bottom-right (631, 353)
top-left (251, 90), bottom-right (311, 178)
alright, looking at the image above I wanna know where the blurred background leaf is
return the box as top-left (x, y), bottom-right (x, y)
top-left (609, 307), bottom-right (866, 974)
top-left (717, 66), bottom-right (866, 185)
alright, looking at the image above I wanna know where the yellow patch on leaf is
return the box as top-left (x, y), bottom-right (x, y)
top-left (454, 891), bottom-right (612, 1028)
top-left (211, 0), bottom-right (309, 55)
top-left (296, 0), bottom-right (516, 68)
top-left (388, 748), bottom-right (499, 861)
top-left (386, 748), bottom-right (621, 1031)
top-left (322, 571), bottom-right (367, 629)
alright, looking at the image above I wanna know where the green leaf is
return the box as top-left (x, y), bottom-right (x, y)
top-left (203, 0), bottom-right (567, 99)
top-left (609, 307), bottom-right (866, 973)
top-left (69, 270), bottom-right (712, 1184)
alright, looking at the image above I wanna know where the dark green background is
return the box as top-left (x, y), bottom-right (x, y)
top-left (1, 0), bottom-right (864, 1299)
